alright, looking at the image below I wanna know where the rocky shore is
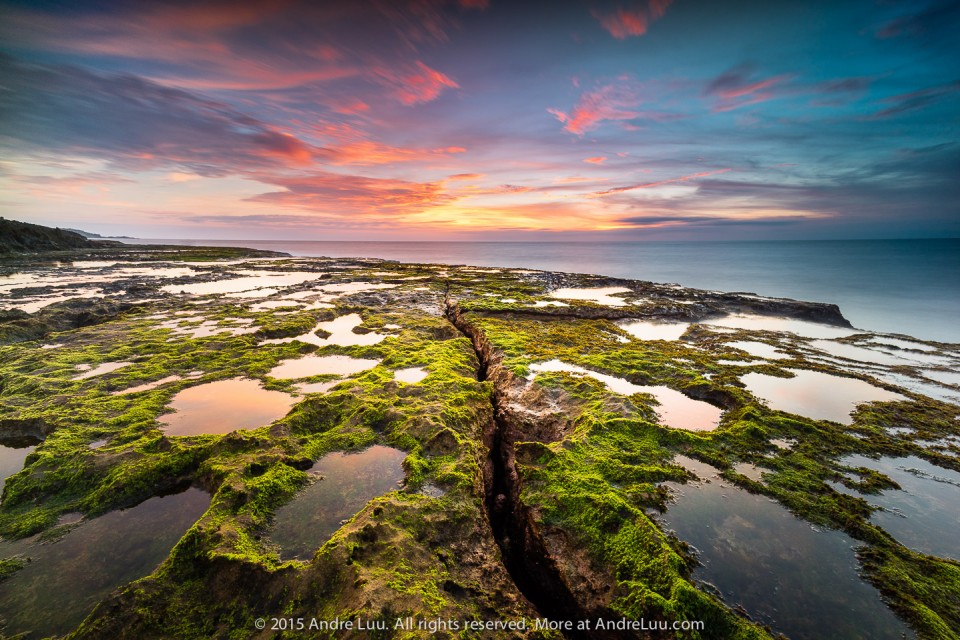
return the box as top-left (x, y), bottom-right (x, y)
top-left (0, 241), bottom-right (958, 639)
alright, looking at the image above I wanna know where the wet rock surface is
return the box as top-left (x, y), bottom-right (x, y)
top-left (0, 246), bottom-right (957, 639)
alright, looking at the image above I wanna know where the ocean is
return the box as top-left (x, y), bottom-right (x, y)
top-left (123, 238), bottom-right (960, 343)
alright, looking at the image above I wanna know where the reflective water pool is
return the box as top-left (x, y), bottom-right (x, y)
top-left (269, 446), bottom-right (407, 560)
top-left (659, 456), bottom-right (912, 640)
top-left (159, 378), bottom-right (296, 435)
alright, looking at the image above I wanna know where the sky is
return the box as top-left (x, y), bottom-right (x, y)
top-left (0, 0), bottom-right (958, 241)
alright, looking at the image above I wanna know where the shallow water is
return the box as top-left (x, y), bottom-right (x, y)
top-left (619, 319), bottom-right (689, 341)
top-left (808, 339), bottom-right (910, 366)
top-left (0, 442), bottom-right (36, 493)
top-left (269, 446), bottom-right (406, 560)
top-left (837, 455), bottom-right (960, 560)
top-left (725, 340), bottom-right (790, 360)
top-left (112, 375), bottom-right (183, 395)
top-left (159, 378), bottom-right (296, 435)
top-left (0, 487), bottom-right (209, 639)
top-left (73, 361), bottom-right (133, 380)
top-left (529, 360), bottom-right (722, 431)
top-left (660, 456), bottom-right (912, 640)
top-left (294, 380), bottom-right (345, 394)
top-left (394, 367), bottom-right (428, 384)
top-left (548, 286), bottom-right (631, 306)
top-left (703, 314), bottom-right (856, 339)
top-left (740, 369), bottom-right (903, 424)
top-left (268, 355), bottom-right (380, 380)
top-left (316, 281), bottom-right (398, 294)
top-left (314, 314), bottom-right (385, 346)
top-left (160, 272), bottom-right (323, 295)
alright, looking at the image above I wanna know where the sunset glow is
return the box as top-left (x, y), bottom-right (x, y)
top-left (1, 0), bottom-right (957, 240)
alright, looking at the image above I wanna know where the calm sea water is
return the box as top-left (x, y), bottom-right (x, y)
top-left (124, 239), bottom-right (960, 343)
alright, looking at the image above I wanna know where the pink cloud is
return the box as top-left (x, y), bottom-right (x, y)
top-left (550, 81), bottom-right (641, 134)
top-left (593, 1), bottom-right (673, 39)
top-left (376, 61), bottom-right (459, 105)
top-left (584, 156), bottom-right (608, 164)
top-left (705, 66), bottom-right (793, 112)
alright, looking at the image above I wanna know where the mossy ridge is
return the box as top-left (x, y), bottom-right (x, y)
top-left (461, 308), bottom-right (960, 638)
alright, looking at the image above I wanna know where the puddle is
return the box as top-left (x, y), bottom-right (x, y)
top-left (619, 320), bottom-right (690, 341)
top-left (733, 462), bottom-right (765, 481)
top-left (161, 318), bottom-right (258, 339)
top-left (548, 287), bottom-right (631, 306)
top-left (838, 455), bottom-right (960, 560)
top-left (529, 360), bottom-right (722, 431)
top-left (770, 438), bottom-right (796, 450)
top-left (13, 292), bottom-right (105, 313)
top-left (294, 380), bottom-right (345, 395)
top-left (809, 340), bottom-right (914, 366)
top-left (160, 272), bottom-right (323, 295)
top-left (269, 446), bottom-right (406, 560)
top-left (159, 378), bottom-right (296, 435)
top-left (703, 315), bottom-right (856, 339)
top-left (112, 375), bottom-right (182, 395)
top-left (394, 367), bottom-right (428, 384)
top-left (725, 341), bottom-right (790, 360)
top-left (73, 361), bottom-right (133, 380)
top-left (0, 487), bottom-right (209, 639)
top-left (316, 282), bottom-right (398, 294)
top-left (268, 355), bottom-right (380, 380)
top-left (869, 337), bottom-right (938, 353)
top-left (660, 456), bottom-right (911, 640)
top-left (0, 441), bottom-right (37, 493)
top-left (250, 300), bottom-right (303, 311)
top-left (530, 300), bottom-right (570, 308)
top-left (313, 314), bottom-right (385, 346)
top-left (741, 369), bottom-right (903, 424)
top-left (88, 439), bottom-right (109, 449)
top-left (863, 370), bottom-right (960, 406)
top-left (223, 288), bottom-right (280, 299)
top-left (924, 370), bottom-right (960, 387)
top-left (264, 315), bottom-right (386, 348)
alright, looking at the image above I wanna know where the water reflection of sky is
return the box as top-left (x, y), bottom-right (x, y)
top-left (270, 446), bottom-right (407, 560)
top-left (659, 456), bottom-right (912, 640)
top-left (0, 487), bottom-right (209, 639)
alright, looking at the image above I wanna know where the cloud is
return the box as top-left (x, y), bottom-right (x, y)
top-left (867, 81), bottom-right (960, 119)
top-left (592, 169), bottom-right (733, 197)
top-left (246, 171), bottom-right (456, 215)
top-left (615, 214), bottom-right (810, 228)
top-left (0, 55), bottom-right (321, 176)
top-left (593, 1), bottom-right (673, 39)
top-left (584, 156), bottom-right (608, 164)
top-left (550, 80), bottom-right (641, 134)
top-left (328, 140), bottom-right (465, 166)
top-left (704, 65), bottom-right (792, 112)
top-left (374, 61), bottom-right (459, 105)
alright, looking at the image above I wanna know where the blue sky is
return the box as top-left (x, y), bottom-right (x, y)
top-left (0, 0), bottom-right (958, 240)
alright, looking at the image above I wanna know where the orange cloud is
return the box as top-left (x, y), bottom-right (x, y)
top-left (584, 156), bottom-right (608, 164)
top-left (329, 140), bottom-right (464, 166)
top-left (248, 171), bottom-right (456, 214)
